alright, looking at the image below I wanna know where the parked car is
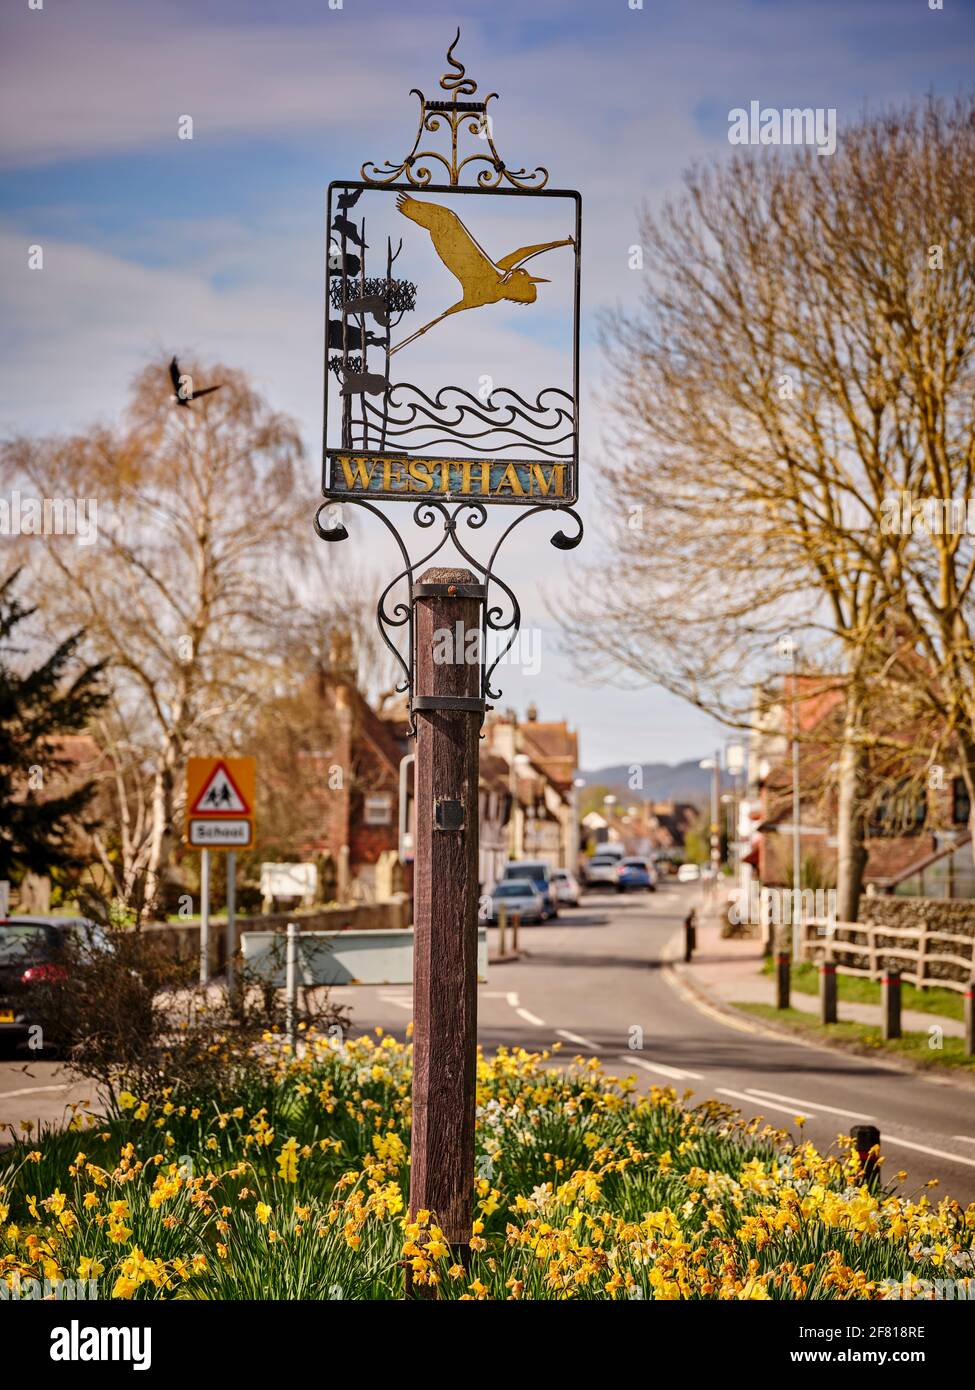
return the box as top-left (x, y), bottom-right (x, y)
top-left (583, 854), bottom-right (623, 889)
top-left (0, 916), bottom-right (106, 1046)
top-left (550, 869), bottom-right (581, 907)
top-left (615, 858), bottom-right (655, 893)
top-left (484, 879), bottom-right (545, 925)
top-left (502, 860), bottom-right (558, 919)
top-left (677, 863), bottom-right (701, 883)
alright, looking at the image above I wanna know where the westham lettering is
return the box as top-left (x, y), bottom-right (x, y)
top-left (328, 452), bottom-right (570, 502)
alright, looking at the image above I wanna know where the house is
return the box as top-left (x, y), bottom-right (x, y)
top-left (745, 673), bottom-right (974, 899)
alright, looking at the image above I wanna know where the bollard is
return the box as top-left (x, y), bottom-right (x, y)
top-left (966, 978), bottom-right (974, 1057)
top-left (511, 912), bottom-right (520, 955)
top-left (819, 960), bottom-right (838, 1024)
top-left (882, 968), bottom-right (902, 1040)
top-left (497, 902), bottom-right (507, 958)
top-left (850, 1123), bottom-right (881, 1189)
top-left (683, 910), bottom-right (696, 963)
top-left (776, 950), bottom-right (791, 1010)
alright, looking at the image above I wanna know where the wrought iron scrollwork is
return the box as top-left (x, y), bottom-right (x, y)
top-left (360, 29), bottom-right (549, 192)
top-left (314, 499), bottom-right (583, 734)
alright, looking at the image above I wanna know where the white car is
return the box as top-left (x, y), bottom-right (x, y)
top-left (677, 863), bottom-right (701, 883)
top-left (550, 869), bottom-right (581, 907)
top-left (583, 854), bottom-right (622, 888)
top-left (484, 879), bottom-right (545, 925)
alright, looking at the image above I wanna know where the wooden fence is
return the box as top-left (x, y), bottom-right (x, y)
top-left (800, 917), bottom-right (974, 994)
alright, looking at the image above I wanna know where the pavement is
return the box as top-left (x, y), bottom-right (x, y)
top-left (2, 883), bottom-right (974, 1201)
top-left (675, 907), bottom-right (967, 1038)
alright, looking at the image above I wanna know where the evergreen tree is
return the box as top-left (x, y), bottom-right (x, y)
top-left (0, 569), bottom-right (107, 883)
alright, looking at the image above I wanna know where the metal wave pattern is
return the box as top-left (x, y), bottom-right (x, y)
top-left (352, 383), bottom-right (574, 459)
top-left (314, 499), bottom-right (583, 734)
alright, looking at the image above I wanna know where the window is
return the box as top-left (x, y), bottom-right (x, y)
top-left (363, 793), bottom-right (393, 826)
top-left (952, 777), bottom-right (971, 827)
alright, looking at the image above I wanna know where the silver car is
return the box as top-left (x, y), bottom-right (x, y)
top-left (483, 878), bottom-right (545, 924)
top-left (550, 869), bottom-right (581, 906)
top-left (583, 854), bottom-right (622, 888)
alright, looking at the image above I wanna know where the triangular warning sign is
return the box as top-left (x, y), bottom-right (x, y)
top-left (191, 761), bottom-right (250, 815)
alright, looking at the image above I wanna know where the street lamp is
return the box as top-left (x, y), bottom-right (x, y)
top-left (699, 752), bottom-right (721, 878)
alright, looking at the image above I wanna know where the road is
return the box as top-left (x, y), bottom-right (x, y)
top-left (331, 883), bottom-right (975, 1204)
top-left (3, 884), bottom-right (974, 1202)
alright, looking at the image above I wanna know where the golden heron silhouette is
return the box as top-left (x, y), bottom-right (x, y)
top-left (389, 193), bottom-right (574, 356)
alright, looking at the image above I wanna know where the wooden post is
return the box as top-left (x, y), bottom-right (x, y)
top-left (776, 944), bottom-right (791, 1010)
top-left (819, 961), bottom-right (838, 1024)
top-left (410, 567), bottom-right (483, 1273)
top-left (497, 901), bottom-right (507, 958)
top-left (882, 968), bottom-right (901, 1041)
top-left (850, 1123), bottom-right (881, 1189)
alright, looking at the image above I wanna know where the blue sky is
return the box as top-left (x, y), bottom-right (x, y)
top-left (2, 0), bottom-right (973, 770)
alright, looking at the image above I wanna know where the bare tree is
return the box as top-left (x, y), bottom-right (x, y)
top-left (565, 95), bottom-right (975, 919)
top-left (5, 360), bottom-right (310, 914)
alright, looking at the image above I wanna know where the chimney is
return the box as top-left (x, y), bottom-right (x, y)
top-left (526, 702), bottom-right (538, 722)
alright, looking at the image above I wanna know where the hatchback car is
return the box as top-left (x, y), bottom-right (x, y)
top-left (0, 916), bottom-right (105, 1044)
top-left (582, 854), bottom-right (622, 888)
top-left (502, 861), bottom-right (558, 919)
top-left (615, 858), bottom-right (655, 893)
top-left (483, 879), bottom-right (545, 925)
top-left (550, 869), bottom-right (581, 907)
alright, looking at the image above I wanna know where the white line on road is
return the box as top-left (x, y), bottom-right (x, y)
top-left (952, 1135), bottom-right (975, 1145)
top-left (619, 1055), bottom-right (704, 1082)
top-left (0, 1082), bottom-right (76, 1099)
top-left (556, 1029), bottom-right (598, 1051)
top-left (377, 994), bottom-right (414, 1011)
top-left (745, 1087), bottom-right (877, 1123)
top-left (515, 1008), bottom-right (547, 1027)
top-left (879, 1134), bottom-right (975, 1169)
top-left (717, 1087), bottom-right (812, 1118)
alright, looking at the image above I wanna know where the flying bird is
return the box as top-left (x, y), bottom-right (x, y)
top-left (331, 215), bottom-right (368, 251)
top-left (169, 356), bottom-right (223, 407)
top-left (335, 187), bottom-right (363, 212)
top-left (390, 193), bottom-right (574, 356)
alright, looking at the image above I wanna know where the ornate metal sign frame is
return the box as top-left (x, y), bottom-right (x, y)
top-left (315, 31), bottom-right (583, 730)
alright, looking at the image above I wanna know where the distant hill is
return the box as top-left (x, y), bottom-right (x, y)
top-left (578, 759), bottom-right (729, 804)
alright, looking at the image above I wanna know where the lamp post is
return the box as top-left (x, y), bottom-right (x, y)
top-left (699, 753), bottom-right (721, 879)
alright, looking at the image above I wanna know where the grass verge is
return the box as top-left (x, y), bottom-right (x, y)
top-left (759, 959), bottom-right (964, 1022)
top-left (737, 1002), bottom-right (975, 1073)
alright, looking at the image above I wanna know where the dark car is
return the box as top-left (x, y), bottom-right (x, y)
top-left (615, 858), bottom-right (656, 893)
top-left (0, 917), bottom-right (106, 1046)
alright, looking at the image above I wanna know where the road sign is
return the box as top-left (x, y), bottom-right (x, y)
top-left (186, 757), bottom-right (256, 850)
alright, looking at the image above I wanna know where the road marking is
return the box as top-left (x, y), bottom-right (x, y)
top-left (556, 1029), bottom-right (598, 1051)
top-left (377, 993), bottom-right (414, 1011)
top-left (0, 1082), bottom-right (76, 1099)
top-left (515, 1008), bottom-right (546, 1027)
top-left (619, 1055), bottom-right (704, 1082)
top-left (745, 1087), bottom-right (877, 1123)
top-left (717, 1087), bottom-right (812, 1118)
top-left (878, 1134), bottom-right (975, 1169)
top-left (953, 1135), bottom-right (975, 1145)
